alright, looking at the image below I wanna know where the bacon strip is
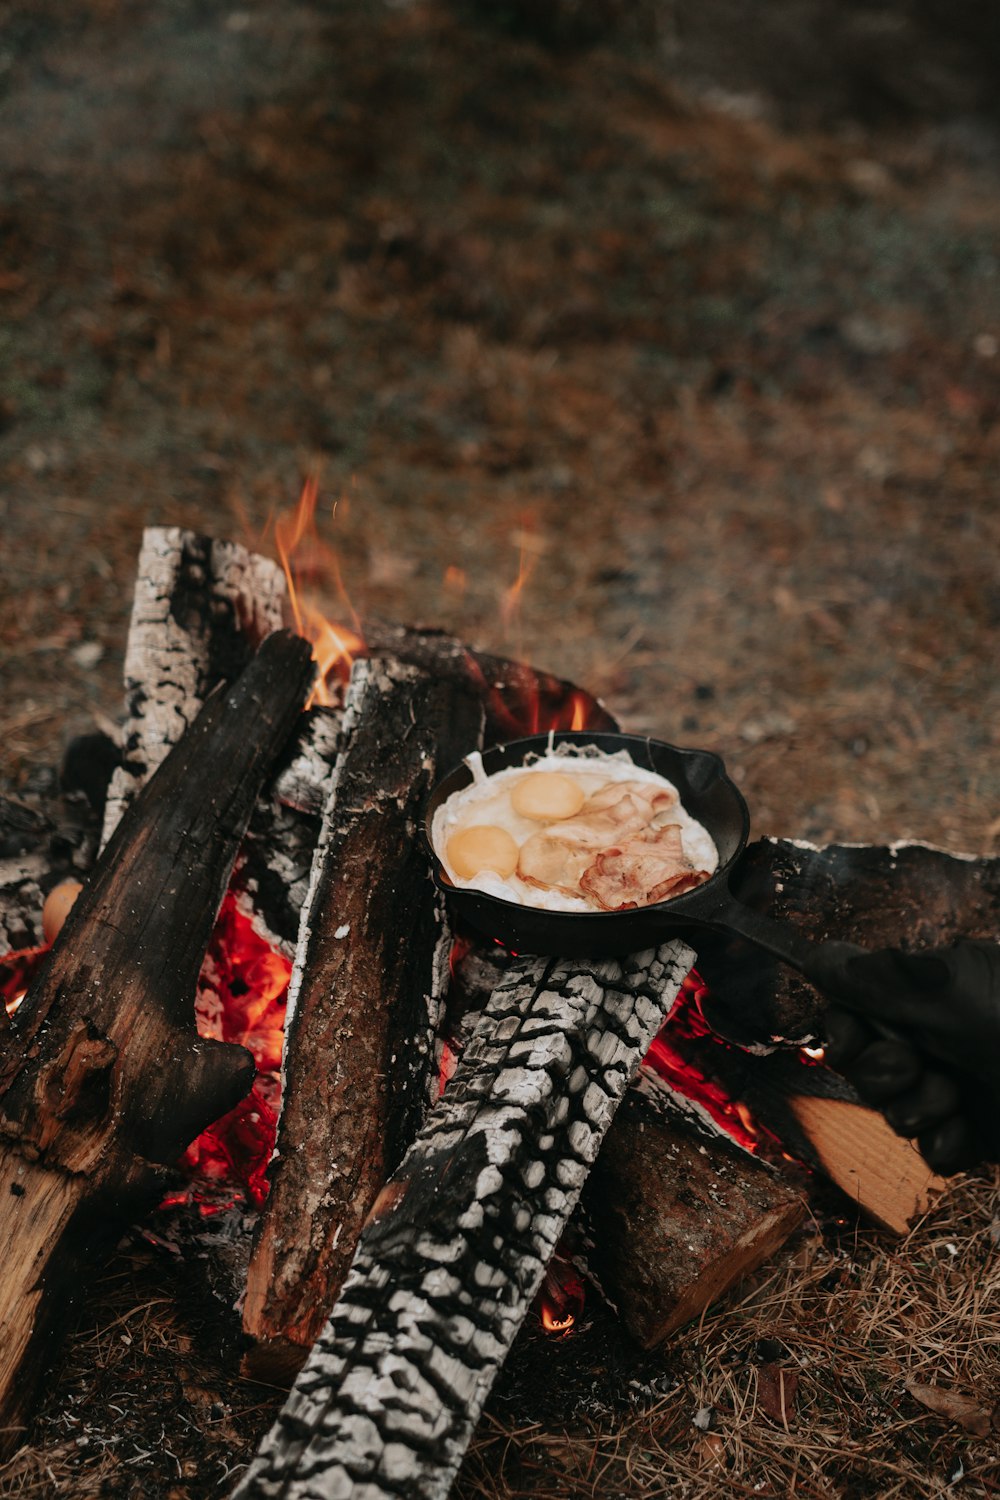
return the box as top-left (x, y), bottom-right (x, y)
top-left (579, 825), bottom-right (711, 912)
top-left (516, 778), bottom-right (709, 909)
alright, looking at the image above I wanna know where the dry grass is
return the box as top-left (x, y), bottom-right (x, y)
top-left (456, 1172), bottom-right (1000, 1499)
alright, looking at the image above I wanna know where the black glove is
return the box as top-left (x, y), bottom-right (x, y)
top-left (806, 940), bottom-right (1000, 1175)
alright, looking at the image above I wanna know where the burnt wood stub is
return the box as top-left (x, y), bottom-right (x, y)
top-left (0, 631), bottom-right (315, 1456)
top-left (242, 657), bottom-right (484, 1381)
top-left (101, 526), bottom-right (287, 846)
top-left (234, 941), bottom-right (692, 1500)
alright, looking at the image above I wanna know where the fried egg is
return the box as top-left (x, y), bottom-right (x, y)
top-left (432, 746), bottom-right (718, 912)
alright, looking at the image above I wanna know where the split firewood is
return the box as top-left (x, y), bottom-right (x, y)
top-left (242, 656), bottom-right (485, 1383)
top-left (581, 1092), bottom-right (806, 1347)
top-left (234, 941), bottom-right (693, 1500)
top-left (0, 630), bottom-right (314, 1458)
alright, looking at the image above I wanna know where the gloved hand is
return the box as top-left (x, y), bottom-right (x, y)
top-left (805, 940), bottom-right (1000, 1175)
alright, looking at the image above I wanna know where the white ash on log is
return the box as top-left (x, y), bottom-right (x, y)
top-left (234, 941), bottom-right (693, 1500)
top-left (101, 526), bottom-right (287, 846)
top-left (242, 657), bottom-right (485, 1383)
top-left (451, 937), bottom-right (807, 1348)
top-left (97, 525), bottom-right (346, 957)
top-left (580, 1092), bottom-right (806, 1348)
top-left (234, 706), bottom-right (344, 957)
top-left (0, 631), bottom-right (314, 1459)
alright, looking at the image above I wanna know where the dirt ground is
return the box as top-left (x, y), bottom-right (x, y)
top-left (2, 0), bottom-right (999, 853)
top-left (1, 2), bottom-right (999, 1497)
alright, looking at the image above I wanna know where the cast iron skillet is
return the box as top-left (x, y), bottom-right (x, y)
top-left (423, 731), bottom-right (845, 983)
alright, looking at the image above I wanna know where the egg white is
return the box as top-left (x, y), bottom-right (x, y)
top-left (431, 746), bottom-right (719, 912)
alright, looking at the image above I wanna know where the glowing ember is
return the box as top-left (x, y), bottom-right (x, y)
top-left (165, 892), bottom-right (293, 1210)
top-left (640, 970), bottom-right (779, 1156)
top-left (536, 1255), bottom-right (584, 1335)
top-left (1, 945), bottom-right (45, 1016)
top-left (437, 1039), bottom-right (458, 1097)
top-left (274, 476), bottom-right (364, 707)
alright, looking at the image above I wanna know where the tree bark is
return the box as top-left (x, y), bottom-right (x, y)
top-left (242, 658), bottom-right (485, 1382)
top-left (0, 630), bottom-right (314, 1456)
top-left (581, 1092), bottom-right (806, 1347)
top-left (234, 942), bottom-right (692, 1500)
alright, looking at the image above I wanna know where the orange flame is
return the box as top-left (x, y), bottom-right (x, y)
top-left (500, 521), bottom-right (544, 640)
top-left (536, 1255), bottom-right (584, 1335)
top-left (274, 476), bottom-right (364, 706)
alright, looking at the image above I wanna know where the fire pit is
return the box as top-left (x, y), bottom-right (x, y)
top-left (1, 524), bottom-right (998, 1499)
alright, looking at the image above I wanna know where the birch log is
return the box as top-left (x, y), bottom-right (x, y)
top-left (233, 941), bottom-right (692, 1500)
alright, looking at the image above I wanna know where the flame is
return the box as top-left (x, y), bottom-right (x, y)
top-left (274, 476), bottom-right (364, 706)
top-left (536, 1255), bottom-right (584, 1335)
top-left (1, 945), bottom-right (46, 1016)
top-left (500, 521), bottom-right (544, 639)
top-left (443, 564), bottom-right (466, 602)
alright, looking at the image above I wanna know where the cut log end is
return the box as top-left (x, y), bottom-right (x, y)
top-left (583, 1098), bottom-right (807, 1349)
top-left (787, 1094), bottom-right (945, 1235)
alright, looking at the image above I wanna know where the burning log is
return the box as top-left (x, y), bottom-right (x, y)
top-left (362, 618), bottom-right (617, 742)
top-left (242, 657), bottom-right (485, 1382)
top-left (453, 944), bottom-right (809, 1349)
top-left (101, 526), bottom-right (287, 845)
top-left (235, 941), bottom-right (693, 1500)
top-left (0, 630), bottom-right (314, 1457)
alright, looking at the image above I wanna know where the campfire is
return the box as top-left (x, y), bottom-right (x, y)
top-left (1, 520), bottom-right (997, 1498)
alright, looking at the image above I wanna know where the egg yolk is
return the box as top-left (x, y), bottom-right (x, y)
top-left (447, 825), bottom-right (519, 880)
top-left (42, 879), bottom-right (83, 943)
top-left (510, 771), bottom-right (586, 822)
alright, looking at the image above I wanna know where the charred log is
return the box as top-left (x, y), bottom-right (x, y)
top-left (361, 618), bottom-right (618, 743)
top-left (0, 630), bottom-right (314, 1456)
top-left (235, 941), bottom-right (692, 1500)
top-left (101, 526), bottom-right (287, 845)
top-left (242, 657), bottom-right (484, 1382)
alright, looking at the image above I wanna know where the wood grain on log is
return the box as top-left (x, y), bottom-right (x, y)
top-left (242, 658), bottom-right (484, 1383)
top-left (0, 631), bottom-right (314, 1456)
top-left (582, 1093), bottom-right (806, 1347)
top-left (234, 941), bottom-right (692, 1500)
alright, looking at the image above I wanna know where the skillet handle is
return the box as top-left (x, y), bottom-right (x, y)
top-left (697, 889), bottom-right (888, 1014)
top-left (692, 886), bottom-right (819, 974)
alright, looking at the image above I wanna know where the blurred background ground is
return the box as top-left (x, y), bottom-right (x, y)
top-left (1, 0), bottom-right (998, 852)
top-left (1, 3), bottom-right (999, 1497)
